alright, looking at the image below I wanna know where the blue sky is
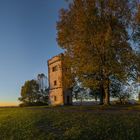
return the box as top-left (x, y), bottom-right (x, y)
top-left (0, 0), bottom-right (69, 104)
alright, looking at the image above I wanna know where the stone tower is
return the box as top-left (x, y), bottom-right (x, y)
top-left (48, 53), bottom-right (72, 106)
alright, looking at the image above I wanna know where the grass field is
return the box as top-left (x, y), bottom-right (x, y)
top-left (0, 105), bottom-right (140, 140)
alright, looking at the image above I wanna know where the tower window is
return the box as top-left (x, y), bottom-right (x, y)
top-left (54, 96), bottom-right (57, 101)
top-left (52, 66), bottom-right (58, 72)
top-left (54, 80), bottom-right (57, 86)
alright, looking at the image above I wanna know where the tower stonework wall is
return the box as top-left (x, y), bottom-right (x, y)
top-left (48, 53), bottom-right (72, 106)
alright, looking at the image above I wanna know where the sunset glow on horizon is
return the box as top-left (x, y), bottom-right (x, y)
top-left (0, 102), bottom-right (19, 107)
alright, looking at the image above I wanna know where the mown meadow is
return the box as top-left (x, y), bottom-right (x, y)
top-left (0, 105), bottom-right (140, 140)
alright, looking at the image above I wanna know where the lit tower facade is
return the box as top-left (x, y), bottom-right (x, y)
top-left (48, 53), bottom-right (72, 105)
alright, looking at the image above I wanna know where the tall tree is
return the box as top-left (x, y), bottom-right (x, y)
top-left (19, 79), bottom-right (49, 106)
top-left (37, 73), bottom-right (48, 91)
top-left (57, 0), bottom-right (136, 105)
top-left (19, 80), bottom-right (39, 104)
top-left (133, 3), bottom-right (140, 96)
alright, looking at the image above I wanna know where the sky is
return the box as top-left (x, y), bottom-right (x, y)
top-left (0, 0), bottom-right (69, 106)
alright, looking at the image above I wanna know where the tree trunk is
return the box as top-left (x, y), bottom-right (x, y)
top-left (119, 98), bottom-right (123, 104)
top-left (99, 81), bottom-right (104, 105)
top-left (80, 97), bottom-right (83, 105)
top-left (104, 78), bottom-right (110, 105)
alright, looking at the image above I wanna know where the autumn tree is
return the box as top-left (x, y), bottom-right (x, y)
top-left (57, 0), bottom-right (136, 105)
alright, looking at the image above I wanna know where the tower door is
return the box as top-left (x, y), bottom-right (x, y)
top-left (67, 96), bottom-right (70, 105)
